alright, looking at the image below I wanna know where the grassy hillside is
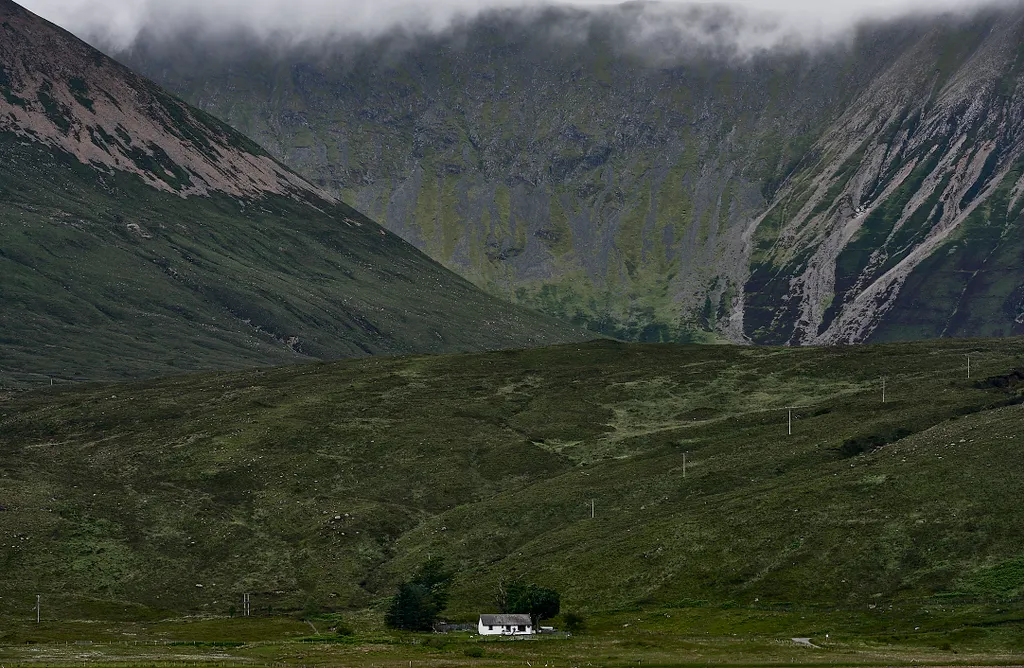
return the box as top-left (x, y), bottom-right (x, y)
top-left (2, 338), bottom-right (1024, 632)
top-left (0, 134), bottom-right (584, 387)
top-left (0, 0), bottom-right (585, 388)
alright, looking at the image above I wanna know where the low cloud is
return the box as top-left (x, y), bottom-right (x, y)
top-left (20, 0), bottom-right (1023, 53)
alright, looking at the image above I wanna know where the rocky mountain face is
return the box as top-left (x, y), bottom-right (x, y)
top-left (116, 2), bottom-right (1024, 344)
top-left (743, 8), bottom-right (1024, 345)
top-left (0, 0), bottom-right (584, 386)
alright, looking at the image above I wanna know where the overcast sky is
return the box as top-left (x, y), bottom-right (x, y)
top-left (18, 0), bottom-right (1021, 51)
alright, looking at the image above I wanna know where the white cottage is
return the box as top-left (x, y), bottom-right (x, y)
top-left (478, 613), bottom-right (534, 636)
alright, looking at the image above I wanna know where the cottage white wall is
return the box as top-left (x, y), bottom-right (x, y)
top-left (477, 621), bottom-right (534, 636)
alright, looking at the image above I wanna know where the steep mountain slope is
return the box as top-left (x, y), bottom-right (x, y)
top-left (117, 3), bottom-right (1024, 344)
top-left (0, 0), bottom-right (585, 387)
top-left (743, 7), bottom-right (1024, 344)
top-left (2, 339), bottom-right (1024, 621)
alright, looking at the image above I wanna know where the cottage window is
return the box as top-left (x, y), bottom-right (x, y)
top-left (517, 625), bottom-right (524, 631)
top-left (488, 625), bottom-right (493, 630)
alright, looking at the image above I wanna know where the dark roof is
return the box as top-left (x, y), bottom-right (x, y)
top-left (479, 614), bottom-right (532, 626)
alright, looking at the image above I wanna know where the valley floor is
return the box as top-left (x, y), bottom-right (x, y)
top-left (2, 605), bottom-right (1024, 667)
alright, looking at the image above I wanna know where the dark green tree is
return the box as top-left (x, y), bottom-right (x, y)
top-left (496, 580), bottom-right (561, 626)
top-left (384, 558), bottom-right (453, 631)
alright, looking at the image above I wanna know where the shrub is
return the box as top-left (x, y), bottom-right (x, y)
top-left (464, 646), bottom-right (485, 658)
top-left (974, 368), bottom-right (1024, 391)
top-left (300, 599), bottom-right (320, 620)
top-left (563, 612), bottom-right (586, 634)
top-left (838, 426), bottom-right (913, 458)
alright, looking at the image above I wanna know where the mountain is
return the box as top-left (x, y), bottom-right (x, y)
top-left (115, 2), bottom-right (1024, 345)
top-left (2, 338), bottom-right (1024, 621)
top-left (0, 0), bottom-right (585, 387)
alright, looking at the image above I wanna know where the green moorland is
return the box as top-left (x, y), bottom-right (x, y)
top-left (2, 338), bottom-right (1024, 665)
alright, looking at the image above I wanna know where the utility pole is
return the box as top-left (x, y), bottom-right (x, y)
top-left (683, 451), bottom-right (687, 478)
top-left (591, 499), bottom-right (595, 519)
top-left (967, 354), bottom-right (971, 380)
top-left (36, 594), bottom-right (40, 623)
top-left (243, 593), bottom-right (250, 617)
top-left (785, 406), bottom-right (810, 435)
top-left (882, 377), bottom-right (886, 404)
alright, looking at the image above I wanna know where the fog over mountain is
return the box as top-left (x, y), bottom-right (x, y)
top-left (18, 0), bottom-right (1024, 52)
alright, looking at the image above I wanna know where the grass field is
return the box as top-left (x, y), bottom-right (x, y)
top-left (1, 607), bottom-right (1023, 667)
top-left (2, 338), bottom-right (1024, 665)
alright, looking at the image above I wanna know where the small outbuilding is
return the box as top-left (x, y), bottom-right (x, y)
top-left (478, 613), bottom-right (534, 636)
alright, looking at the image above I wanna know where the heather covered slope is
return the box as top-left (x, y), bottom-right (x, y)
top-left (2, 338), bottom-right (1024, 625)
top-left (0, 0), bottom-right (585, 386)
top-left (118, 3), bottom-right (1024, 344)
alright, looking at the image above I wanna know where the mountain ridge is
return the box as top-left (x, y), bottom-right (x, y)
top-left (0, 0), bottom-right (587, 386)
top-left (0, 0), bottom-right (325, 201)
top-left (742, 4), bottom-right (1024, 344)
top-left (113, 1), bottom-right (1024, 345)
